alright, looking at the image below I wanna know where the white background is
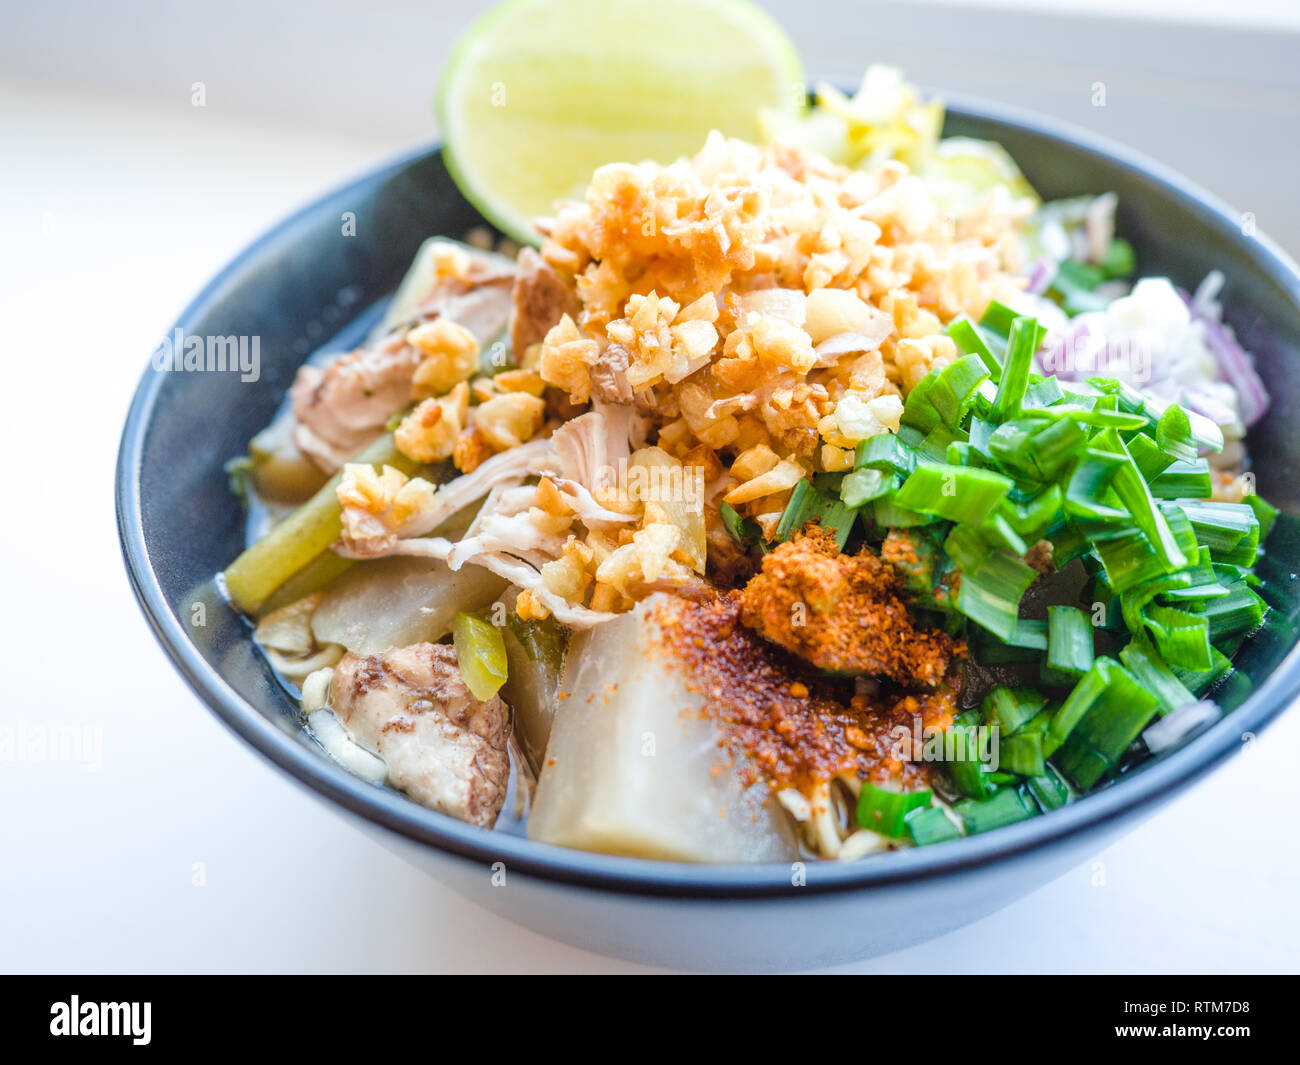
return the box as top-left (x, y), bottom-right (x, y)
top-left (1, 0), bottom-right (1298, 973)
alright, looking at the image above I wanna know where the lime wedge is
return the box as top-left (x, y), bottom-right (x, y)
top-left (930, 138), bottom-right (1036, 195)
top-left (437, 0), bottom-right (803, 243)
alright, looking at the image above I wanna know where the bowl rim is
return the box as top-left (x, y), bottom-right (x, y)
top-left (117, 93), bottom-right (1300, 900)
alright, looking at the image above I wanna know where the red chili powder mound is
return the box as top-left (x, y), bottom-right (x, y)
top-left (645, 593), bottom-right (956, 796)
top-left (736, 527), bottom-right (959, 686)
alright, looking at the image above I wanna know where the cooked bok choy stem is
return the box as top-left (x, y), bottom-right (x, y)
top-left (223, 433), bottom-right (430, 614)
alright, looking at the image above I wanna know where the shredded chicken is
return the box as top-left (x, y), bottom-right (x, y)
top-left (332, 642), bottom-right (511, 827)
top-left (335, 437), bottom-right (554, 561)
top-left (383, 537), bottom-right (616, 627)
top-left (290, 254), bottom-right (514, 473)
top-left (413, 437), bottom-right (556, 537)
top-left (291, 332), bottom-right (422, 470)
top-left (589, 342), bottom-right (634, 404)
top-left (404, 258), bottom-right (515, 348)
top-left (550, 405), bottom-right (632, 494)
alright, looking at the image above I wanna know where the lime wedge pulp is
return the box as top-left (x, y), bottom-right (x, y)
top-left (437, 0), bottom-right (803, 243)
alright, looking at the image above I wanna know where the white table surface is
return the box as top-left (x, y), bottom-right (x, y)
top-left (3, 36), bottom-right (1299, 974)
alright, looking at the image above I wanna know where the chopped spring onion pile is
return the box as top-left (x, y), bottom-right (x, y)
top-left (755, 300), bottom-right (1275, 846)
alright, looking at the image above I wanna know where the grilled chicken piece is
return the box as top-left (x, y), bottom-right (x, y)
top-left (332, 642), bottom-right (510, 827)
top-left (509, 247), bottom-right (579, 357)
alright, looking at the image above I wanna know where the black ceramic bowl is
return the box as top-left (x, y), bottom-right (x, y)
top-left (118, 96), bottom-right (1300, 970)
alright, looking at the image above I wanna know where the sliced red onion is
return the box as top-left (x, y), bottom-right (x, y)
top-left (1181, 383), bottom-right (1238, 429)
top-left (1040, 313), bottom-right (1108, 381)
top-left (1143, 700), bottom-right (1220, 754)
top-left (1179, 284), bottom-right (1270, 427)
top-left (1024, 257), bottom-right (1055, 296)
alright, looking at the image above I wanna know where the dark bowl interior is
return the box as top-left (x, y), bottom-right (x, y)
top-left (118, 98), bottom-right (1300, 904)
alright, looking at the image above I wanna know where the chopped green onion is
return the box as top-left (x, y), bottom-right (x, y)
top-left (927, 353), bottom-right (991, 428)
top-left (1160, 502), bottom-right (1201, 557)
top-left (947, 721), bottom-right (996, 799)
top-left (720, 500), bottom-right (758, 547)
top-left (869, 493), bottom-right (933, 528)
top-left (1046, 605), bottom-right (1095, 679)
top-left (1065, 450), bottom-right (1127, 522)
top-left (901, 373), bottom-right (943, 434)
top-left (947, 317), bottom-right (1002, 380)
top-left (994, 418), bottom-right (1088, 483)
top-left (991, 315), bottom-right (1039, 422)
top-left (1023, 375), bottom-right (1066, 410)
top-left (1026, 766), bottom-right (1074, 811)
top-left (1150, 459), bottom-right (1212, 500)
top-left (982, 685), bottom-right (1047, 734)
top-left (1050, 657), bottom-right (1161, 788)
top-left (855, 432), bottom-right (916, 476)
top-left (1092, 428), bottom-right (1187, 570)
top-left (1155, 404), bottom-right (1200, 464)
top-left (1172, 646), bottom-right (1234, 697)
top-left (895, 462), bottom-right (1014, 525)
top-left (1004, 617), bottom-right (1049, 650)
top-left (1203, 580), bottom-right (1266, 645)
top-left (856, 782), bottom-right (933, 837)
top-left (1128, 432), bottom-right (1176, 482)
top-left (905, 805), bottom-right (963, 846)
top-left (774, 479), bottom-right (856, 548)
top-left (1177, 500), bottom-right (1260, 564)
top-left (917, 423), bottom-right (965, 465)
top-left (970, 625), bottom-right (1040, 664)
top-left (954, 786), bottom-right (1039, 834)
top-left (980, 301), bottom-right (1046, 349)
top-left (1088, 376), bottom-right (1148, 414)
top-left (812, 291), bottom-right (1275, 815)
top-left (1092, 529), bottom-right (1170, 595)
top-left (840, 467), bottom-right (895, 508)
top-left (955, 548), bottom-right (1038, 641)
top-left (1143, 395), bottom-right (1225, 452)
top-left (813, 471), bottom-right (845, 496)
top-left (1245, 492), bottom-right (1278, 542)
top-left (1049, 260), bottom-right (1110, 315)
top-left (1143, 604), bottom-right (1213, 671)
top-left (1047, 656), bottom-right (1122, 753)
top-left (1119, 639), bottom-right (1196, 716)
top-left (998, 731), bottom-right (1046, 777)
top-left (980, 511), bottom-right (1029, 556)
top-left (1101, 237), bottom-right (1137, 278)
top-left (1022, 403), bottom-right (1147, 430)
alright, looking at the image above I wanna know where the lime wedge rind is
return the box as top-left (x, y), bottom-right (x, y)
top-left (436, 0), bottom-right (803, 244)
